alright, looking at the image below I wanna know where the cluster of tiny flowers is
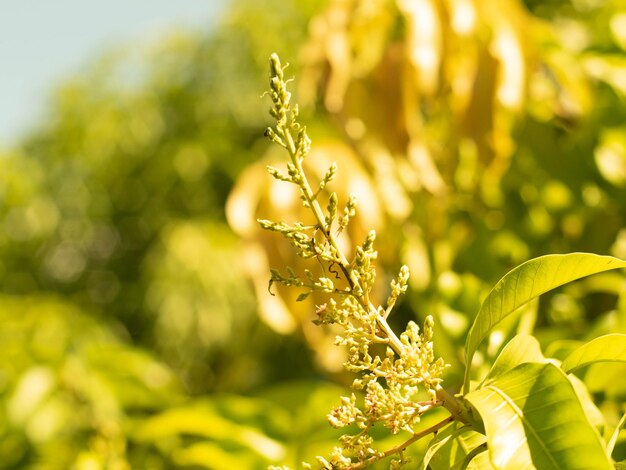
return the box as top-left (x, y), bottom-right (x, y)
top-left (260, 54), bottom-right (449, 469)
top-left (331, 316), bottom-right (448, 428)
top-left (317, 314), bottom-right (447, 468)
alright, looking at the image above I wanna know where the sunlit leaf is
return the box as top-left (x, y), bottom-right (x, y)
top-left (561, 334), bottom-right (626, 373)
top-left (482, 334), bottom-right (546, 385)
top-left (465, 362), bottom-right (612, 470)
top-left (464, 253), bottom-right (626, 390)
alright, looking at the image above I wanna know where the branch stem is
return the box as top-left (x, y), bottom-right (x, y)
top-left (265, 54), bottom-right (466, 465)
top-left (344, 415), bottom-right (454, 469)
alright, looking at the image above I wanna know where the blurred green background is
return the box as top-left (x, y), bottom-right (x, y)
top-left (1, 0), bottom-right (626, 468)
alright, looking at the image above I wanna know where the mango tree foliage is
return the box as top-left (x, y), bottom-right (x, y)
top-left (465, 363), bottom-right (612, 470)
top-left (464, 253), bottom-right (626, 387)
top-left (228, 0), bottom-right (626, 389)
top-left (0, 294), bottom-right (345, 468)
top-left (0, 296), bottom-right (179, 468)
top-left (0, 0), bottom-right (626, 467)
top-left (255, 51), bottom-right (626, 468)
top-left (0, 0), bottom-right (327, 467)
top-left (0, 0), bottom-right (322, 394)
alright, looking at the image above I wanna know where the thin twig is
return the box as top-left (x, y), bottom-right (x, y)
top-left (344, 415), bottom-right (455, 470)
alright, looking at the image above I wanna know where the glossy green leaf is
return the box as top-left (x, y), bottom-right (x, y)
top-left (464, 253), bottom-right (626, 391)
top-left (465, 362), bottom-right (612, 470)
top-left (482, 335), bottom-right (546, 385)
top-left (561, 334), bottom-right (626, 373)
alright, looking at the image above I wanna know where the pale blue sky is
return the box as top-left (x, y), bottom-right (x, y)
top-left (0, 0), bottom-right (227, 147)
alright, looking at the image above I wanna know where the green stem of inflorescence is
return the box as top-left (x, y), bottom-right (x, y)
top-left (269, 55), bottom-right (406, 357)
top-left (261, 53), bottom-right (467, 467)
top-left (279, 79), bottom-right (467, 425)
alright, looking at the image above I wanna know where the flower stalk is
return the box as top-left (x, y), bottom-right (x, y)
top-left (260, 53), bottom-right (460, 468)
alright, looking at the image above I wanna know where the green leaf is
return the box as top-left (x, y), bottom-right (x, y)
top-left (465, 362), bottom-right (612, 470)
top-left (482, 335), bottom-right (546, 385)
top-left (296, 291), bottom-right (311, 302)
top-left (424, 423), bottom-right (491, 470)
top-left (561, 334), bottom-right (626, 373)
top-left (463, 444), bottom-right (491, 469)
top-left (568, 374), bottom-right (606, 434)
top-left (607, 411), bottom-right (626, 457)
top-left (464, 253), bottom-right (626, 391)
top-left (422, 427), bottom-right (455, 470)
